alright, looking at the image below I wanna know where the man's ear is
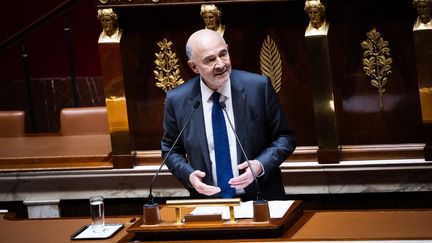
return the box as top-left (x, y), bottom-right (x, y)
top-left (188, 60), bottom-right (200, 74)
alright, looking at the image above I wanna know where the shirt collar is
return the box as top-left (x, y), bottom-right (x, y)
top-left (200, 77), bottom-right (232, 103)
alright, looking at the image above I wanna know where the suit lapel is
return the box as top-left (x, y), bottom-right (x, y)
top-left (230, 71), bottom-right (247, 164)
top-left (187, 78), bottom-right (212, 176)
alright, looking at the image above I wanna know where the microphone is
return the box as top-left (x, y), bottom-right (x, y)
top-left (220, 101), bottom-right (270, 222)
top-left (219, 101), bottom-right (261, 200)
top-left (144, 100), bottom-right (201, 224)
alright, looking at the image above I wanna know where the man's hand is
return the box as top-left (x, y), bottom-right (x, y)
top-left (189, 170), bottom-right (221, 196)
top-left (228, 160), bottom-right (263, 189)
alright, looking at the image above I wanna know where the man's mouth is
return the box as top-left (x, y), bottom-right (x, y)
top-left (215, 70), bottom-right (227, 77)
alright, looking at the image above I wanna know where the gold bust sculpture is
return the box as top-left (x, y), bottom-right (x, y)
top-left (413, 0), bottom-right (432, 30)
top-left (200, 4), bottom-right (225, 36)
top-left (97, 8), bottom-right (122, 43)
top-left (304, 0), bottom-right (329, 36)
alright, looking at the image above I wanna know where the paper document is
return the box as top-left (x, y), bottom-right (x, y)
top-left (72, 223), bottom-right (123, 240)
top-left (190, 200), bottom-right (294, 220)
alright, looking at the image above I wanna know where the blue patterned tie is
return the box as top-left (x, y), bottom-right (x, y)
top-left (212, 92), bottom-right (235, 198)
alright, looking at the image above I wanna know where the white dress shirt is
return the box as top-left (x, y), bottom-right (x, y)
top-left (200, 78), bottom-right (245, 195)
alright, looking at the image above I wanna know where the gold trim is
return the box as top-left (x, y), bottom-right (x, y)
top-left (166, 198), bottom-right (241, 207)
top-left (166, 198), bottom-right (241, 224)
top-left (259, 35), bottom-right (282, 93)
top-left (361, 28), bottom-right (392, 111)
top-left (154, 38), bottom-right (185, 92)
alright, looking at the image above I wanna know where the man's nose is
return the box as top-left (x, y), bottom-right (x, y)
top-left (214, 57), bottom-right (224, 68)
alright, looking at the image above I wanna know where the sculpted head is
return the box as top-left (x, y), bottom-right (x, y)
top-left (200, 4), bottom-right (222, 31)
top-left (97, 8), bottom-right (119, 37)
top-left (304, 0), bottom-right (326, 29)
top-left (413, 0), bottom-right (432, 24)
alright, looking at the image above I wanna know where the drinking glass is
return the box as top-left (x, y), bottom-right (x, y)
top-left (89, 196), bottom-right (105, 232)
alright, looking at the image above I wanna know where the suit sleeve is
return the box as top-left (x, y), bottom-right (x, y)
top-left (254, 77), bottom-right (296, 179)
top-left (161, 92), bottom-right (195, 189)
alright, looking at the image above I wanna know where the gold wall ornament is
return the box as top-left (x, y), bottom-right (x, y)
top-left (361, 28), bottom-right (393, 111)
top-left (154, 38), bottom-right (185, 92)
top-left (259, 35), bottom-right (282, 93)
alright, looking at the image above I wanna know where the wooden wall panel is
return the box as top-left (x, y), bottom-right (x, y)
top-left (327, 0), bottom-right (423, 145)
top-left (108, 0), bottom-right (425, 153)
top-left (118, 2), bottom-right (317, 150)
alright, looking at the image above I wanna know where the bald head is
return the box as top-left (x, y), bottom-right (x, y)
top-left (185, 29), bottom-right (231, 90)
top-left (186, 29), bottom-right (226, 61)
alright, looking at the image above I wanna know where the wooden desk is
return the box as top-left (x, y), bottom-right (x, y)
top-left (288, 210), bottom-right (432, 241)
top-left (0, 134), bottom-right (112, 171)
top-left (2, 208), bottom-right (432, 242)
top-left (0, 213), bottom-right (132, 243)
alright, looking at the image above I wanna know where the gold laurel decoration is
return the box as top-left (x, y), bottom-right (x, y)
top-left (361, 28), bottom-right (392, 111)
top-left (154, 38), bottom-right (185, 92)
top-left (259, 35), bottom-right (282, 93)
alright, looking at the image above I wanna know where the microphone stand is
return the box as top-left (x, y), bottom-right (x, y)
top-left (143, 101), bottom-right (201, 225)
top-left (220, 102), bottom-right (270, 222)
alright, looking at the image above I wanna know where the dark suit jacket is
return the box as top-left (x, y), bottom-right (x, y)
top-left (161, 69), bottom-right (296, 200)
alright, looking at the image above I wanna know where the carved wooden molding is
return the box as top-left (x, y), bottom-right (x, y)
top-left (97, 0), bottom-right (292, 8)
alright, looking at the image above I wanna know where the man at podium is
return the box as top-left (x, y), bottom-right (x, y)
top-left (161, 29), bottom-right (296, 201)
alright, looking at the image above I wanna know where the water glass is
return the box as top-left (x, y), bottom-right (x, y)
top-left (89, 196), bottom-right (105, 232)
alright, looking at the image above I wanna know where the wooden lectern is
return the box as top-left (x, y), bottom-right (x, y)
top-left (122, 200), bottom-right (303, 242)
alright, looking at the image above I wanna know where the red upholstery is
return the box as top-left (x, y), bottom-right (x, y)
top-left (0, 111), bottom-right (25, 137)
top-left (60, 107), bottom-right (109, 135)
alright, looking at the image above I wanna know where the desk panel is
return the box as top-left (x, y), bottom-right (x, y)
top-left (0, 214), bottom-right (132, 243)
top-left (0, 135), bottom-right (112, 171)
top-left (290, 210), bottom-right (432, 240)
top-left (2, 208), bottom-right (432, 243)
